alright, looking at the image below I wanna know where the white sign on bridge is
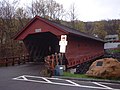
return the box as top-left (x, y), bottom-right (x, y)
top-left (59, 35), bottom-right (68, 53)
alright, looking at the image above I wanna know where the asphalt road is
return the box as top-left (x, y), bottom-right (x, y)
top-left (0, 63), bottom-right (120, 90)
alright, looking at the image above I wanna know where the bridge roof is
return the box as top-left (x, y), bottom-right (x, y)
top-left (14, 16), bottom-right (104, 42)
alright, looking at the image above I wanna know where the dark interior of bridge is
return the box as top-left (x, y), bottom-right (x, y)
top-left (23, 32), bottom-right (59, 62)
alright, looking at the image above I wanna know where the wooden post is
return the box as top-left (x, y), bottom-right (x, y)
top-left (18, 57), bottom-right (20, 65)
top-left (5, 58), bottom-right (8, 67)
top-left (23, 55), bottom-right (26, 64)
top-left (50, 54), bottom-right (55, 77)
top-left (58, 53), bottom-right (62, 65)
top-left (12, 57), bottom-right (14, 66)
top-left (51, 54), bottom-right (55, 70)
top-left (28, 55), bottom-right (30, 62)
top-left (55, 53), bottom-right (58, 65)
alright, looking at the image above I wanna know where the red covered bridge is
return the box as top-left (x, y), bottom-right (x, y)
top-left (14, 16), bottom-right (104, 68)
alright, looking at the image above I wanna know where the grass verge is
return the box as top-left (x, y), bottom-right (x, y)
top-left (63, 72), bottom-right (89, 78)
top-left (63, 72), bottom-right (120, 81)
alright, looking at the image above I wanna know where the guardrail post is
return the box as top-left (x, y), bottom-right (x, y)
top-left (12, 57), bottom-right (14, 66)
top-left (23, 55), bottom-right (25, 64)
top-left (18, 57), bottom-right (20, 65)
top-left (5, 58), bottom-right (8, 67)
top-left (27, 55), bottom-right (30, 62)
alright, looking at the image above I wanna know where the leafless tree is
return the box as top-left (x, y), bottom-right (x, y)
top-left (27, 0), bottom-right (47, 18)
top-left (15, 7), bottom-right (30, 29)
top-left (68, 3), bottom-right (78, 28)
top-left (28, 0), bottom-right (65, 21)
top-left (46, 0), bottom-right (64, 20)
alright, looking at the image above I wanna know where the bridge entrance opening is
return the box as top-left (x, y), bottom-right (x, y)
top-left (23, 32), bottom-right (59, 62)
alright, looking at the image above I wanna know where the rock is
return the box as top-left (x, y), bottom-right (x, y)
top-left (86, 58), bottom-right (120, 78)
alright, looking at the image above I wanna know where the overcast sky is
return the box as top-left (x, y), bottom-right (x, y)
top-left (13, 0), bottom-right (120, 21)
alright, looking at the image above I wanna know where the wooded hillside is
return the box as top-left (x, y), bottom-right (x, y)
top-left (63, 20), bottom-right (120, 39)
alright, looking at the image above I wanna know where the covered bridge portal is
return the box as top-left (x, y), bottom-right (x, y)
top-left (15, 16), bottom-right (104, 68)
top-left (24, 32), bottom-right (59, 62)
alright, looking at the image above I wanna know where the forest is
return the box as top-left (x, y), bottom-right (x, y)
top-left (0, 0), bottom-right (120, 58)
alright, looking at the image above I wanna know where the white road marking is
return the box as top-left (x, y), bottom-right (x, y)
top-left (48, 77), bottom-right (64, 80)
top-left (24, 75), bottom-right (44, 78)
top-left (22, 76), bottom-right (28, 80)
top-left (93, 82), bottom-right (113, 90)
top-left (24, 75), bottom-right (65, 81)
top-left (65, 80), bottom-right (80, 86)
top-left (13, 75), bottom-right (28, 80)
top-left (41, 77), bottom-right (52, 83)
top-left (13, 75), bottom-right (118, 90)
top-left (99, 82), bottom-right (120, 85)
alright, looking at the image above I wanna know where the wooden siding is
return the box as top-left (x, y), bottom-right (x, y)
top-left (66, 36), bottom-right (104, 68)
top-left (16, 19), bottom-right (68, 40)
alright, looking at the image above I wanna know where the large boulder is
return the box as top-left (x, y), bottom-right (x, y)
top-left (86, 58), bottom-right (120, 78)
